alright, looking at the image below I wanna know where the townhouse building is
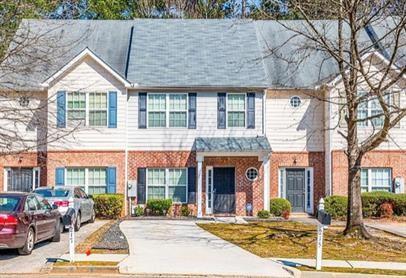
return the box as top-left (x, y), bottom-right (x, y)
top-left (0, 19), bottom-right (404, 217)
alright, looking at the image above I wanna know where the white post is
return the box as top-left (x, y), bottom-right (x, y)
top-left (197, 156), bottom-right (203, 218)
top-left (263, 156), bottom-right (270, 211)
top-left (316, 198), bottom-right (325, 271)
top-left (69, 200), bottom-right (75, 262)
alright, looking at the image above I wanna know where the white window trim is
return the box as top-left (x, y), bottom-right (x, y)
top-left (88, 92), bottom-right (109, 127)
top-left (146, 168), bottom-right (188, 203)
top-left (4, 167), bottom-right (40, 192)
top-left (226, 92), bottom-right (247, 128)
top-left (361, 168), bottom-right (392, 192)
top-left (245, 167), bottom-right (259, 181)
top-left (66, 91), bottom-right (109, 128)
top-left (65, 167), bottom-right (108, 194)
top-left (278, 167), bottom-right (314, 214)
top-left (205, 166), bottom-right (214, 214)
top-left (357, 91), bottom-right (392, 128)
top-left (146, 93), bottom-right (188, 129)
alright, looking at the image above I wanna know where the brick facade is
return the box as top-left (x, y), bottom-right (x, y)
top-left (46, 150), bottom-right (126, 193)
top-left (128, 151), bottom-right (264, 216)
top-left (0, 152), bottom-right (46, 191)
top-left (270, 152), bottom-right (325, 211)
top-left (332, 150), bottom-right (406, 195)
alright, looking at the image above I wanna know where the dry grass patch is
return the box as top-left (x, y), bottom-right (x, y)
top-left (198, 222), bottom-right (406, 262)
top-left (298, 266), bottom-right (406, 276)
top-left (54, 261), bottom-right (118, 267)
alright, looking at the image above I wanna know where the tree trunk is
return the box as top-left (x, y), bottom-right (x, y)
top-left (343, 153), bottom-right (371, 238)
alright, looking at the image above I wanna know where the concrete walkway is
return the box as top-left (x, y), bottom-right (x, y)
top-left (365, 221), bottom-right (406, 238)
top-left (60, 253), bottom-right (128, 262)
top-left (271, 258), bottom-right (406, 271)
top-left (119, 220), bottom-right (296, 277)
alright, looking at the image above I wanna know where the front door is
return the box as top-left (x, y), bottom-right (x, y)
top-left (286, 169), bottom-right (305, 212)
top-left (213, 167), bottom-right (235, 214)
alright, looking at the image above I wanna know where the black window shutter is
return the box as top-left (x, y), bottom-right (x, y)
top-left (187, 167), bottom-right (196, 204)
top-left (138, 92), bottom-right (147, 128)
top-left (188, 93), bottom-right (196, 129)
top-left (247, 92), bottom-right (255, 129)
top-left (137, 168), bottom-right (146, 204)
top-left (217, 93), bottom-right (226, 129)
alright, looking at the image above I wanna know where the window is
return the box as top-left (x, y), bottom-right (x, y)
top-left (168, 169), bottom-right (187, 203)
top-left (88, 168), bottom-right (107, 195)
top-left (245, 167), bottom-right (258, 181)
top-left (66, 168), bottom-right (107, 194)
top-left (169, 94), bottom-right (187, 127)
top-left (67, 92), bottom-right (86, 123)
top-left (228, 94), bottom-right (245, 127)
top-left (67, 92), bottom-right (108, 127)
top-left (89, 93), bottom-right (108, 126)
top-left (357, 92), bottom-right (390, 128)
top-left (5, 168), bottom-right (39, 192)
top-left (147, 169), bottom-right (166, 200)
top-left (290, 96), bottom-right (301, 108)
top-left (147, 168), bottom-right (187, 203)
top-left (147, 93), bottom-right (188, 128)
top-left (361, 168), bottom-right (392, 192)
top-left (148, 94), bottom-right (166, 127)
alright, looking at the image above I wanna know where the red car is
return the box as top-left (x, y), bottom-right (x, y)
top-left (0, 192), bottom-right (62, 255)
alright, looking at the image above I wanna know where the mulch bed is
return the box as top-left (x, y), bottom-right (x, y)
top-left (92, 220), bottom-right (129, 251)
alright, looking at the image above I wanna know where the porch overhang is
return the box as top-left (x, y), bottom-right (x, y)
top-left (194, 136), bottom-right (272, 161)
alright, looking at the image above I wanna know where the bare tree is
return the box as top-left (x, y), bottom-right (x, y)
top-left (256, 0), bottom-right (405, 238)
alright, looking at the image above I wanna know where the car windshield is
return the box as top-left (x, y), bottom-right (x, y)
top-left (35, 189), bottom-right (70, 198)
top-left (0, 197), bottom-right (20, 212)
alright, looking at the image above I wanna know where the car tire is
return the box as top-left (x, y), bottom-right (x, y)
top-left (89, 209), bottom-right (96, 223)
top-left (51, 219), bottom-right (61, 242)
top-left (18, 227), bottom-right (35, 255)
top-left (74, 212), bottom-right (81, 232)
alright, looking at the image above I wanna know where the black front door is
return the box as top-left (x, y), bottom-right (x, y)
top-left (213, 167), bottom-right (235, 214)
top-left (286, 169), bottom-right (305, 212)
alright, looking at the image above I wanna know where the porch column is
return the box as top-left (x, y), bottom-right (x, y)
top-left (263, 155), bottom-right (270, 211)
top-left (197, 155), bottom-right (204, 218)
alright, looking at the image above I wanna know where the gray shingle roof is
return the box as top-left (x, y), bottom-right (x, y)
top-left (195, 136), bottom-right (271, 153)
top-left (127, 19), bottom-right (268, 87)
top-left (1, 18), bottom-right (402, 91)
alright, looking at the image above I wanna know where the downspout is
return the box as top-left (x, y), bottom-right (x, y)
top-left (324, 87), bottom-right (333, 196)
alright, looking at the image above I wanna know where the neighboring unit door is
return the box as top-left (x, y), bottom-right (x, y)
top-left (213, 167), bottom-right (235, 214)
top-left (7, 168), bottom-right (33, 192)
top-left (286, 169), bottom-right (305, 212)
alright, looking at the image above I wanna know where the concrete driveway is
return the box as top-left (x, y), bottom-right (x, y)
top-left (0, 220), bottom-right (107, 274)
top-left (119, 220), bottom-right (295, 277)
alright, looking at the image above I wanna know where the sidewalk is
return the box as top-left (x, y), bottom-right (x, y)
top-left (365, 221), bottom-right (406, 238)
top-left (59, 254), bottom-right (128, 262)
top-left (271, 258), bottom-right (406, 271)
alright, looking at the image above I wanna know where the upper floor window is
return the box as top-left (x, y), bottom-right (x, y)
top-left (89, 93), bottom-right (108, 126)
top-left (361, 168), bottom-right (392, 192)
top-left (227, 94), bottom-right (245, 127)
top-left (147, 93), bottom-right (188, 128)
top-left (357, 92), bottom-right (390, 128)
top-left (67, 92), bottom-right (108, 127)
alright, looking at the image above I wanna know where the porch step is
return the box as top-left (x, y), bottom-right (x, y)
top-left (214, 216), bottom-right (248, 224)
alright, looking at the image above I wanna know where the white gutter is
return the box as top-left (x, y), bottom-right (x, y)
top-left (124, 89), bottom-right (129, 215)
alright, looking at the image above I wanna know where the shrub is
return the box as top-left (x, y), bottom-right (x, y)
top-left (379, 202), bottom-right (393, 218)
top-left (393, 194), bottom-right (406, 216)
top-left (93, 194), bottom-right (124, 219)
top-left (257, 210), bottom-right (270, 219)
top-left (181, 205), bottom-right (191, 217)
top-left (362, 191), bottom-right (395, 217)
top-left (134, 205), bottom-right (144, 217)
top-left (269, 198), bottom-right (291, 217)
top-left (324, 196), bottom-right (347, 218)
top-left (146, 199), bottom-right (172, 216)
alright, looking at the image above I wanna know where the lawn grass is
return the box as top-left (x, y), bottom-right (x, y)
top-left (197, 222), bottom-right (406, 262)
top-left (54, 261), bottom-right (118, 267)
top-left (299, 266), bottom-right (406, 276)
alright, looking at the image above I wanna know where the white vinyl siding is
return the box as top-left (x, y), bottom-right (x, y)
top-left (127, 92), bottom-right (264, 150)
top-left (227, 94), bottom-right (245, 127)
top-left (66, 167), bottom-right (107, 194)
top-left (361, 168), bottom-right (392, 192)
top-left (48, 56), bottom-right (126, 151)
top-left (146, 168), bottom-right (187, 203)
